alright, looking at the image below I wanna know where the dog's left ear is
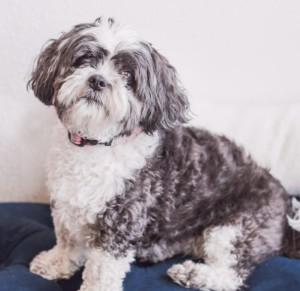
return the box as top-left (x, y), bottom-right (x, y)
top-left (137, 43), bottom-right (190, 133)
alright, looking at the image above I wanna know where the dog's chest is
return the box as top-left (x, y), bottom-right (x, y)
top-left (46, 130), bottom-right (159, 229)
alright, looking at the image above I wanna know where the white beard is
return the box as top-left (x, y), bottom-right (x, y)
top-left (56, 64), bottom-right (141, 141)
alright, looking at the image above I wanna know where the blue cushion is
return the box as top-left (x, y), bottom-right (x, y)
top-left (0, 203), bottom-right (299, 291)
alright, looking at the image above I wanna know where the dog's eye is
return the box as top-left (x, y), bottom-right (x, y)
top-left (73, 56), bottom-right (88, 67)
top-left (121, 71), bottom-right (135, 89)
top-left (121, 71), bottom-right (131, 79)
top-left (73, 54), bottom-right (96, 68)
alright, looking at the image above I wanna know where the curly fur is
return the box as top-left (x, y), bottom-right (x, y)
top-left (29, 17), bottom-right (296, 291)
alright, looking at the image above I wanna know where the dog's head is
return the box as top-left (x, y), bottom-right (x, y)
top-left (29, 17), bottom-right (189, 141)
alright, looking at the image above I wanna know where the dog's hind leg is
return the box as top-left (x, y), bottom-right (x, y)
top-left (168, 224), bottom-right (246, 291)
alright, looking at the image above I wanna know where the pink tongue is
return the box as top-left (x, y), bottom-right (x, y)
top-left (71, 133), bottom-right (83, 145)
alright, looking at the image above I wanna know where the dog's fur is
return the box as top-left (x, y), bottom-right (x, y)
top-left (29, 17), bottom-right (298, 291)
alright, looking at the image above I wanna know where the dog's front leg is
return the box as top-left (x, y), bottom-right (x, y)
top-left (30, 242), bottom-right (85, 280)
top-left (30, 208), bottom-right (85, 280)
top-left (79, 249), bottom-right (134, 291)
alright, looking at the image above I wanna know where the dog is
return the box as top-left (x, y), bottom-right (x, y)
top-left (28, 17), bottom-right (299, 291)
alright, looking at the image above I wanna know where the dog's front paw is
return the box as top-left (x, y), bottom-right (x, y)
top-left (30, 248), bottom-right (77, 280)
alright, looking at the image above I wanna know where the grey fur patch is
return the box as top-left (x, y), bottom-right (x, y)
top-left (28, 22), bottom-right (101, 105)
top-left (88, 126), bottom-right (288, 284)
top-left (129, 43), bottom-right (190, 133)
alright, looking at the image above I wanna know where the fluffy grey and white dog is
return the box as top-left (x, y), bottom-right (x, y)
top-left (28, 17), bottom-right (299, 291)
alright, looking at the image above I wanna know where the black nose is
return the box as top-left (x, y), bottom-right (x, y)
top-left (88, 75), bottom-right (107, 91)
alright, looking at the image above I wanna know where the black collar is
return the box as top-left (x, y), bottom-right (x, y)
top-left (68, 132), bottom-right (113, 147)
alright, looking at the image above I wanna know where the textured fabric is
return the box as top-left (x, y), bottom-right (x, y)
top-left (0, 203), bottom-right (300, 291)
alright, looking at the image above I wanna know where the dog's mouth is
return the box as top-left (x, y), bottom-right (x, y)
top-left (78, 93), bottom-right (104, 106)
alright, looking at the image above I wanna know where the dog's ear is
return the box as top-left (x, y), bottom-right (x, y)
top-left (28, 38), bottom-right (61, 105)
top-left (135, 43), bottom-right (190, 133)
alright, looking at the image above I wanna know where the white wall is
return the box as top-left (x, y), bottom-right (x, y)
top-left (1, 0), bottom-right (300, 103)
top-left (0, 0), bottom-right (299, 201)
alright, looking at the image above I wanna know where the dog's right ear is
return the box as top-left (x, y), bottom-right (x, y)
top-left (28, 38), bottom-right (61, 105)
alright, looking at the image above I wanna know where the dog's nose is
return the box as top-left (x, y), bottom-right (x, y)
top-left (88, 75), bottom-right (107, 91)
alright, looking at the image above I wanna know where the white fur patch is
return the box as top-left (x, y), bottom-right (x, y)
top-left (80, 249), bottom-right (134, 291)
top-left (288, 197), bottom-right (300, 231)
top-left (168, 225), bottom-right (243, 291)
top-left (47, 124), bottom-right (159, 238)
top-left (203, 225), bottom-right (242, 268)
top-left (84, 18), bottom-right (141, 53)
